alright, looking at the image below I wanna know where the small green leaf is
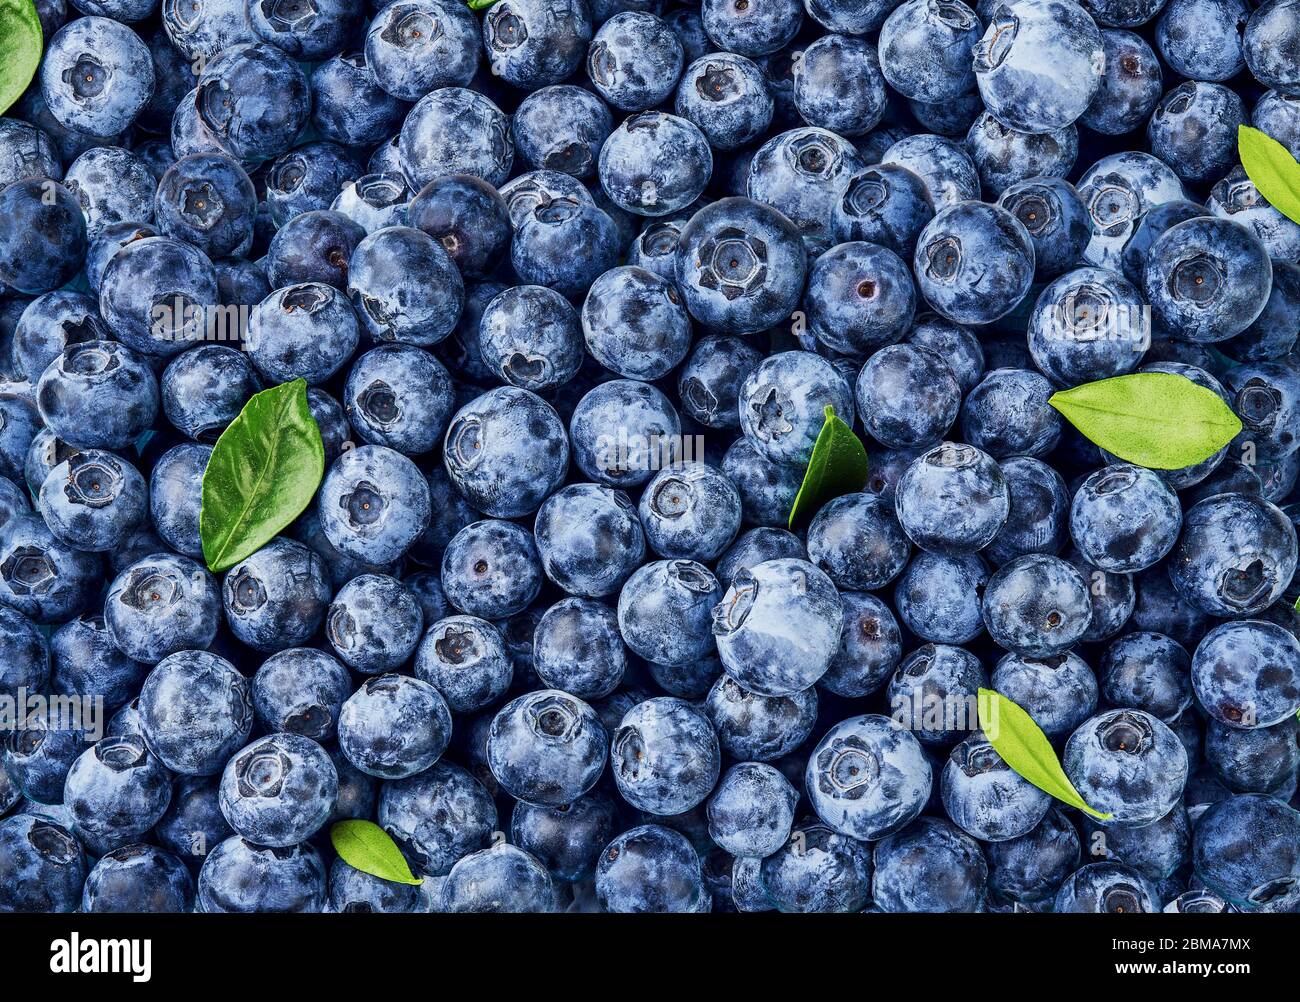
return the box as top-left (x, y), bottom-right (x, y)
top-left (200, 378), bottom-right (324, 572)
top-left (978, 689), bottom-right (1112, 821)
top-left (1049, 371), bottom-right (1241, 471)
top-left (330, 820), bottom-right (423, 886)
top-left (1239, 125), bottom-right (1300, 225)
top-left (787, 406), bottom-right (869, 529)
top-left (0, 0), bottom-right (42, 118)
top-left (467, 0), bottom-right (499, 9)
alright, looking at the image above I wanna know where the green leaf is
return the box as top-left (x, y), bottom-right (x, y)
top-left (787, 405), bottom-right (869, 529)
top-left (200, 378), bottom-right (324, 572)
top-left (978, 689), bottom-right (1112, 821)
top-left (330, 820), bottom-right (423, 886)
top-left (1239, 125), bottom-right (1300, 226)
top-left (1048, 371), bottom-right (1241, 471)
top-left (0, 0), bottom-right (42, 118)
top-left (467, 0), bottom-right (499, 9)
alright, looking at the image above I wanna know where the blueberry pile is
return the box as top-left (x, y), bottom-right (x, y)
top-left (0, 0), bottom-right (1299, 916)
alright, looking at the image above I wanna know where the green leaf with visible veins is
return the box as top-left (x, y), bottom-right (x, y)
top-left (331, 820), bottom-right (423, 885)
top-left (0, 0), bottom-right (42, 118)
top-left (978, 689), bottom-right (1112, 821)
top-left (1049, 371), bottom-right (1242, 471)
top-left (1239, 125), bottom-right (1300, 225)
top-left (787, 405), bottom-right (868, 530)
top-left (199, 378), bottom-right (324, 572)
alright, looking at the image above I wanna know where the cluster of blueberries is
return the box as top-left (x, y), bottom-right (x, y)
top-left (1, 0), bottom-right (1300, 915)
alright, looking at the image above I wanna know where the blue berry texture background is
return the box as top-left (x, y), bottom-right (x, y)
top-left (0, 0), bottom-right (1298, 918)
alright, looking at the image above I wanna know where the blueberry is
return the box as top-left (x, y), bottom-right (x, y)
top-left (996, 178), bottom-right (1090, 282)
top-left (0, 118), bottom-right (62, 191)
top-left (3, 708), bottom-right (87, 805)
top-left (1080, 29), bottom-right (1163, 136)
top-left (677, 336), bottom-right (763, 431)
top-left (0, 179), bottom-right (87, 295)
top-left (62, 147), bottom-right (157, 240)
top-left (946, 732), bottom-right (1053, 842)
top-left (416, 614), bottom-right (515, 711)
top-left (887, 642), bottom-right (987, 744)
top-left (138, 649), bottom-right (252, 774)
top-left (638, 462), bottom-right (741, 562)
top-left (1148, 81), bottom-right (1245, 185)
top-left (755, 818), bottom-right (872, 912)
top-left (588, 12), bottom-right (684, 111)
top-left (11, 292), bottom-right (108, 384)
top-left (0, 400), bottom-right (41, 486)
top-left (161, 345), bottom-right (263, 442)
top-left (332, 172), bottom-right (411, 233)
top-left (253, 648), bottom-right (352, 743)
top-left (348, 227), bottom-right (464, 347)
top-left (500, 170), bottom-right (594, 229)
top-left (965, 113), bottom-right (1079, 198)
top-left (1224, 360), bottom-right (1300, 464)
top-left (441, 842), bottom-right (556, 913)
top-left (328, 857), bottom-right (423, 913)
top-left (991, 649), bottom-right (1098, 740)
top-left (488, 689), bottom-right (607, 806)
top-left (824, 591), bottom-right (903, 697)
top-left (704, 762), bottom-right (796, 857)
top-left (148, 442), bottom-right (209, 558)
top-left (675, 53), bottom-right (773, 151)
top-left (0, 816), bottom-right (86, 912)
top-left (1083, 799), bottom-right (1192, 881)
top-left (806, 243), bottom-right (917, 357)
top-left (511, 792), bottom-right (617, 883)
top-left (401, 179), bottom-right (510, 282)
top-left (1155, 0), bottom-right (1248, 81)
top-left (747, 128), bottom-right (864, 252)
top-left (441, 520), bottom-right (543, 621)
top-left (716, 529), bottom-right (806, 590)
top-left (883, 133), bottom-right (980, 207)
top-left (223, 538), bottom-right (331, 653)
top-left (1097, 632), bottom-right (1191, 726)
top-left (582, 266), bottom-right (692, 381)
top-left (909, 91), bottom-right (984, 137)
top-left (597, 823), bottom-right (708, 912)
top-left (984, 456), bottom-right (1069, 566)
top-left (197, 837), bottom-right (326, 912)
top-left (219, 733), bottom-right (337, 847)
top-left (327, 573), bottom-right (424, 674)
top-left (1032, 273), bottom-right (1149, 383)
top-left (618, 558), bottom-right (722, 665)
top-left (1069, 464), bottom-right (1182, 574)
top-left (913, 201), bottom-right (1036, 326)
top-left (263, 211), bottom-right (364, 291)
top-left (339, 674), bottom-right (452, 780)
top-left (41, 17), bottom-right (155, 136)
top-left (791, 34), bottom-right (886, 137)
top-left (879, 0), bottom-right (981, 103)
top-left (1209, 171), bottom-right (1300, 272)
top-left (1064, 708), bottom-right (1188, 825)
top-left (50, 613), bottom-right (145, 713)
top-left (154, 153), bottom-right (256, 260)
top-left (1193, 794), bottom-right (1300, 911)
top-left (982, 553), bottom-right (1092, 657)
top-left (1192, 619), bottom-right (1300, 729)
top-left (399, 88), bottom-right (513, 190)
top-left (318, 445), bottom-right (431, 564)
top-left (378, 760), bottom-right (497, 877)
top-left (0, 514), bottom-right (101, 625)
top-left (344, 345), bottom-right (454, 457)
top-left (482, 0), bottom-right (592, 88)
top-left (896, 442), bottom-right (1011, 554)
top-left (569, 379), bottom-right (680, 488)
top-left (362, 0), bottom-right (479, 100)
top-left (1205, 715), bottom-right (1300, 793)
top-left (36, 342), bottom-right (159, 453)
top-left (513, 197), bottom-right (623, 300)
top-left (1244, 0), bottom-right (1300, 94)
top-left (1077, 151), bottom-right (1187, 271)
top-left (64, 735), bottom-right (172, 849)
top-left (807, 493), bottom-right (911, 591)
top-left (832, 164), bottom-right (935, 259)
top-left (1054, 860), bottom-right (1160, 912)
top-left (512, 85), bottom-right (613, 178)
top-left (873, 816), bottom-right (987, 912)
top-left (535, 483), bottom-right (646, 598)
top-left (739, 351), bottom-right (853, 467)
top-left (37, 449), bottom-right (147, 553)
top-left (893, 551), bottom-right (987, 644)
top-left (195, 43), bottom-right (310, 162)
top-left (99, 236), bottom-right (219, 358)
top-left (701, 0), bottom-right (804, 56)
top-left (82, 844), bottom-right (194, 913)
top-left (985, 806), bottom-right (1081, 905)
top-left (722, 436), bottom-right (805, 526)
top-left (311, 51), bottom-right (409, 148)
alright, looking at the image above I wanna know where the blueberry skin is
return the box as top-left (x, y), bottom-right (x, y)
top-left (195, 43), bottom-right (310, 162)
top-left (62, 146), bottom-right (156, 240)
top-left (253, 648), bottom-right (352, 743)
top-left (535, 483), bottom-right (646, 598)
top-left (0, 474), bottom-right (29, 530)
top-left (1224, 360), bottom-right (1300, 464)
top-left (197, 837), bottom-right (326, 913)
top-left (964, 113), bottom-right (1079, 198)
top-left (488, 689), bottom-right (607, 807)
top-left (717, 530), bottom-right (806, 591)
top-left (747, 128), bottom-right (865, 253)
top-left (1144, 217), bottom-right (1272, 344)
top-left (248, 283), bottom-right (360, 386)
top-left (318, 445), bottom-right (431, 565)
top-left (102, 554), bottom-right (220, 666)
top-left (675, 53), bottom-right (773, 151)
top-left (0, 513), bottom-right (101, 625)
top-left (1252, 89), bottom-right (1300, 160)
top-left (41, 17), bottom-right (155, 136)
top-left (1193, 794), bottom-right (1300, 912)
top-left (441, 843), bottom-right (556, 913)
top-left (569, 379), bottom-right (680, 488)
top-left (161, 345), bottom-right (263, 442)
top-left (222, 538), bottom-right (331, 654)
top-left (991, 649), bottom-right (1098, 740)
top-left (154, 153), bottom-right (256, 260)
top-left (610, 696), bottom-right (721, 815)
top-left (808, 493), bottom-right (910, 591)
top-left (1155, 0), bottom-right (1248, 81)
top-left (402, 570), bottom-right (450, 625)
top-left (598, 112), bottom-right (712, 219)
top-left (1245, 0), bottom-right (1300, 94)
top-left (677, 337), bottom-right (763, 431)
top-left (512, 85), bottom-right (612, 179)
top-left (1077, 151), bottom-right (1187, 271)
top-left (758, 818), bottom-right (874, 913)
top-left (12, 291), bottom-right (109, 384)
top-left (82, 844), bottom-right (195, 913)
top-left (311, 51), bottom-right (409, 148)
top-left (405, 176), bottom-right (511, 281)
top-left (942, 733), bottom-right (1052, 841)
top-left (499, 170), bottom-right (594, 229)
top-left (327, 573), bottom-right (425, 674)
top-left (363, 0), bottom-right (479, 100)
top-left (895, 442), bottom-right (1011, 555)
top-left (344, 345), bottom-right (454, 457)
top-left (99, 236), bottom-right (219, 359)
top-left (722, 436), bottom-right (805, 526)
top-left (1192, 619), bottom-right (1300, 729)
top-left (676, 197), bottom-right (808, 333)
top-left (1148, 82), bottom-right (1245, 185)
top-left (0, 400), bottom-right (40, 486)
top-left (399, 88), bottom-right (513, 190)
top-left (628, 212), bottom-right (692, 279)
top-left (1064, 549), bottom-right (1133, 645)
top-left (64, 735), bottom-right (172, 848)
top-left (879, 0), bottom-right (981, 103)
top-left (512, 198), bottom-right (622, 300)
top-left (713, 558), bottom-right (844, 696)
top-left (0, 117), bottom-right (62, 190)
top-left (1070, 464), bottom-right (1181, 574)
top-left (264, 210), bottom-right (367, 291)
top-left (219, 733), bottom-right (337, 848)
top-left (913, 201), bottom-right (1036, 326)
top-left (832, 164), bottom-right (935, 259)
top-left (37, 449), bottom-right (147, 553)
top-left (1081, 802), bottom-right (1192, 880)
top-left (982, 553), bottom-right (1092, 657)
top-left (994, 179), bottom-right (1088, 282)
top-left (332, 172), bottom-right (411, 234)
top-left (739, 351), bottom-right (853, 468)
top-left (329, 857), bottom-right (423, 913)
top-left (597, 823), bottom-right (707, 912)
top-left (985, 806), bottom-right (1081, 905)
top-left (582, 266), bottom-right (692, 381)
top-left (1169, 494), bottom-right (1297, 617)
top-left (791, 34), bottom-right (886, 137)
top-left (706, 762), bottom-right (797, 857)
top-left (50, 613), bottom-right (145, 713)
top-left (984, 456), bottom-right (1069, 566)
top-left (909, 91), bottom-right (984, 137)
top-left (36, 342), bottom-right (159, 453)
top-left (701, 0), bottom-right (803, 56)
top-left (160, 0), bottom-right (257, 60)
top-left (416, 614), bottom-right (514, 711)
top-left (0, 816), bottom-right (86, 913)
top-left (1080, 29), bottom-right (1163, 135)
top-left (1064, 708), bottom-right (1188, 826)
top-left (1209, 170), bottom-right (1300, 269)
top-left (0, 180), bottom-right (87, 295)
top-left (1053, 860), bottom-right (1160, 912)
top-left (214, 257), bottom-right (272, 311)
top-left (807, 243), bottom-right (916, 356)
top-left (1098, 632), bottom-right (1191, 725)
top-left (639, 462), bottom-right (741, 562)
top-left (378, 760), bottom-right (497, 877)
top-left (873, 816), bottom-right (987, 912)
top-left (482, 0), bottom-right (592, 88)
top-left (148, 443), bottom-right (210, 558)
top-left (824, 591), bottom-right (903, 697)
top-left (972, 0), bottom-right (1104, 134)
top-left (618, 559), bottom-right (722, 666)
top-left (588, 12), bottom-right (684, 111)
top-left (511, 792), bottom-right (617, 882)
top-left (441, 520), bottom-right (543, 621)
top-left (348, 227), bottom-right (464, 347)
top-left (137, 649), bottom-right (252, 775)
top-left (882, 133), bottom-right (980, 207)
top-left (887, 642), bottom-right (988, 745)
top-left (339, 674), bottom-right (452, 780)
top-left (3, 710), bottom-right (87, 805)
top-left (893, 551), bottom-right (987, 644)
top-left (859, 344), bottom-right (961, 451)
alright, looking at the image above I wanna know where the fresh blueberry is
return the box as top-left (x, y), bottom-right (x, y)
top-left (1193, 793), bottom-right (1300, 912)
top-left (879, 0), bottom-right (981, 103)
top-left (1054, 860), bottom-right (1160, 912)
top-left (338, 674), bottom-right (452, 780)
top-left (148, 442), bottom-right (209, 558)
top-left (194, 43), bottom-right (310, 162)
top-left (332, 172), bottom-right (411, 233)
top-left (326, 573), bottom-right (424, 674)
top-left (610, 696), bottom-right (720, 814)
top-left (588, 12), bottom-right (684, 111)
top-left (416, 614), bottom-right (514, 711)
top-left (582, 266), bottom-right (693, 381)
top-left (1155, 0), bottom-right (1248, 81)
top-left (791, 34), bottom-right (886, 137)
top-left (597, 823), bottom-right (707, 912)
top-left (569, 378), bottom-right (680, 488)
top-left (739, 351), bottom-right (853, 467)
top-left (991, 649), bottom-right (1098, 740)
top-left (942, 733), bottom-right (1052, 841)
top-left (318, 445), bottom-right (431, 565)
top-left (488, 689), bottom-right (607, 806)
top-left (1064, 708), bottom-right (1188, 825)
top-left (873, 816), bottom-right (987, 912)
top-left (441, 520), bottom-right (542, 620)
top-left (399, 88), bottom-right (513, 190)
top-left (701, 0), bottom-right (804, 56)
top-left (348, 226), bottom-right (464, 347)
top-left (161, 345), bottom-right (262, 442)
top-left (832, 164), bottom-right (935, 259)
top-left (747, 128), bottom-right (864, 252)
top-left (197, 837), bottom-right (326, 912)
top-left (807, 492), bottom-right (910, 591)
top-left (893, 551), bottom-right (987, 644)
top-left (996, 177), bottom-right (1090, 279)
top-left (2, 708), bottom-right (87, 805)
top-left (81, 844), bottom-right (194, 913)
top-left (252, 648), bottom-right (352, 743)
top-left (0, 514), bottom-right (101, 625)
top-left (965, 113), bottom-right (1078, 198)
top-left (41, 17), bottom-right (155, 136)
top-left (511, 791), bottom-right (617, 883)
top-left (0, 815), bottom-right (87, 912)
top-left (64, 735), bottom-right (172, 850)
top-left (913, 201), bottom-right (1036, 326)
top-left (49, 613), bottom-right (144, 713)
top-left (535, 483), bottom-right (646, 598)
top-left (219, 733), bottom-right (337, 847)
top-left (887, 642), bottom-right (987, 745)
top-left (328, 857), bottom-right (422, 913)
top-left (311, 51), bottom-right (409, 148)
top-left (0, 179), bottom-right (87, 295)
top-left (441, 842), bottom-right (556, 912)
top-left (675, 53), bottom-right (773, 151)
top-left (377, 760), bottom-right (497, 877)
top-left (37, 449), bottom-right (147, 553)
top-left (1192, 619), bottom-right (1300, 729)
top-left (512, 85), bottom-right (613, 178)
top-left (618, 558), bottom-right (722, 665)
top-left (982, 553), bottom-right (1092, 657)
top-left (882, 133), bottom-right (980, 207)
top-left (222, 538), bottom-right (331, 653)
top-left (138, 649), bottom-right (252, 774)
top-left (895, 442), bottom-right (1011, 554)
top-left (638, 462), bottom-right (741, 562)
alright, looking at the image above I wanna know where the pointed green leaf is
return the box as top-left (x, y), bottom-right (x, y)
top-left (330, 820), bottom-right (423, 886)
top-left (0, 0), bottom-right (42, 118)
top-left (1048, 371), bottom-right (1241, 471)
top-left (978, 689), bottom-right (1112, 820)
top-left (787, 405), bottom-right (869, 529)
top-left (200, 378), bottom-right (324, 572)
top-left (1239, 125), bottom-right (1300, 226)
top-left (467, 0), bottom-right (498, 9)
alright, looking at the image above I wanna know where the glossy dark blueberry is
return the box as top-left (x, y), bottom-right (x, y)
top-left (512, 197), bottom-right (622, 300)
top-left (832, 164), bottom-right (934, 260)
top-left (155, 153), bottom-right (256, 259)
top-left (913, 201), bottom-right (1036, 326)
top-left (1101, 632), bottom-right (1193, 723)
top-left (986, 806), bottom-right (1081, 905)
top-left (264, 211), bottom-right (366, 292)
top-left (0, 179), bottom-right (87, 296)
top-left (806, 243), bottom-right (916, 357)
top-left (791, 34), bottom-right (886, 137)
top-left (1063, 708), bottom-right (1188, 826)
top-left (415, 614), bottom-right (514, 712)
top-left (311, 51), bottom-right (410, 147)
top-left (327, 573), bottom-right (424, 674)
top-left (582, 266), bottom-right (692, 381)
top-left (194, 43), bottom-right (309, 162)
top-left (966, 113), bottom-right (1078, 198)
top-left (1148, 81), bottom-right (1246, 185)
top-left (996, 177), bottom-right (1090, 280)
top-left (1080, 28), bottom-right (1163, 136)
top-left (982, 553), bottom-right (1092, 657)
top-left (82, 844), bottom-right (195, 913)
top-left (676, 336), bottom-right (763, 431)
top-left (511, 792), bottom-right (616, 883)
top-left (161, 345), bottom-right (262, 443)
top-left (147, 442), bottom-right (208, 558)
top-left (1221, 261), bottom-right (1300, 363)
top-left (441, 842), bottom-right (556, 913)
top-left (344, 344), bottom-right (454, 456)
top-left (873, 816), bottom-right (987, 912)
top-left (1077, 151), bottom-right (1187, 271)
